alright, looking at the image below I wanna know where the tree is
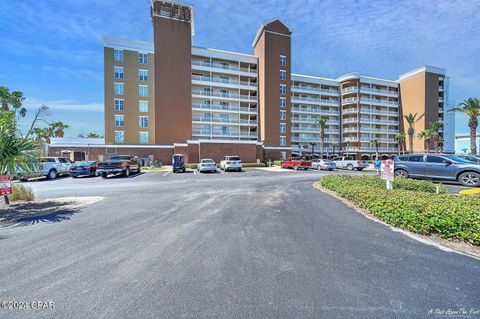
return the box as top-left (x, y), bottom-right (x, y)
top-left (0, 86), bottom-right (27, 123)
top-left (404, 113), bottom-right (425, 154)
top-left (317, 116), bottom-right (329, 159)
top-left (370, 139), bottom-right (380, 159)
top-left (461, 148), bottom-right (468, 154)
top-left (417, 130), bottom-right (433, 153)
top-left (85, 133), bottom-right (102, 138)
top-left (0, 111), bottom-right (39, 203)
top-left (331, 142), bottom-right (338, 158)
top-left (448, 98), bottom-right (480, 155)
top-left (394, 133), bottom-right (406, 155)
top-left (33, 127), bottom-right (54, 144)
top-left (428, 121), bottom-right (443, 153)
top-left (50, 121), bottom-right (70, 137)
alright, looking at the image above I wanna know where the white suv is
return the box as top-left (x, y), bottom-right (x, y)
top-left (220, 156), bottom-right (242, 172)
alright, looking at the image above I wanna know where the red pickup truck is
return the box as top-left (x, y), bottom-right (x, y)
top-left (280, 157), bottom-right (312, 170)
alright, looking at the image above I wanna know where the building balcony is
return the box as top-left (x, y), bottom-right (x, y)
top-left (192, 129), bottom-right (257, 138)
top-left (291, 85), bottom-right (339, 96)
top-left (359, 118), bottom-right (399, 125)
top-left (291, 96), bottom-right (339, 106)
top-left (342, 97), bottom-right (359, 105)
top-left (359, 127), bottom-right (398, 133)
top-left (342, 86), bottom-right (358, 94)
top-left (343, 118), bottom-right (358, 123)
top-left (359, 98), bottom-right (399, 107)
top-left (342, 108), bottom-right (358, 114)
top-left (191, 74), bottom-right (257, 89)
top-left (192, 60), bottom-right (258, 76)
top-left (192, 102), bottom-right (257, 114)
top-left (290, 106), bottom-right (338, 115)
top-left (359, 108), bottom-right (398, 116)
top-left (192, 116), bottom-right (258, 126)
top-left (359, 87), bottom-right (399, 96)
top-left (192, 89), bottom-right (257, 102)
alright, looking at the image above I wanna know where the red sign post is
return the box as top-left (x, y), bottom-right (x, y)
top-left (380, 160), bottom-right (395, 189)
top-left (0, 176), bottom-right (13, 196)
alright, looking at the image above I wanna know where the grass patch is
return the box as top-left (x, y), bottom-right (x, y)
top-left (141, 166), bottom-right (166, 173)
top-left (319, 175), bottom-right (480, 245)
top-left (10, 184), bottom-right (35, 202)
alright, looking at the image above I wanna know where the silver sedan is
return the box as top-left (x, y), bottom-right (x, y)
top-left (198, 159), bottom-right (218, 173)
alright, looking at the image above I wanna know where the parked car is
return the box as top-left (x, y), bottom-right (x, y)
top-left (311, 159), bottom-right (336, 171)
top-left (17, 157), bottom-right (73, 181)
top-left (198, 159), bottom-right (217, 173)
top-left (280, 157), bottom-right (312, 170)
top-left (69, 161), bottom-right (98, 178)
top-left (172, 154), bottom-right (186, 173)
top-left (220, 156), bottom-right (242, 172)
top-left (96, 155), bottom-right (141, 179)
top-left (331, 156), bottom-right (369, 171)
top-left (457, 155), bottom-right (480, 164)
top-left (394, 154), bottom-right (480, 187)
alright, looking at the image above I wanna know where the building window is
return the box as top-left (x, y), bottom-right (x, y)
top-left (138, 69), bottom-right (148, 81)
top-left (139, 132), bottom-right (149, 144)
top-left (280, 84), bottom-right (286, 95)
top-left (115, 131), bottom-right (124, 143)
top-left (114, 66), bottom-right (124, 79)
top-left (139, 116), bottom-right (149, 128)
top-left (280, 97), bottom-right (286, 108)
top-left (280, 70), bottom-right (286, 80)
top-left (220, 101), bottom-right (229, 109)
top-left (114, 49), bottom-right (123, 62)
top-left (114, 82), bottom-right (124, 95)
top-left (220, 89), bottom-right (229, 97)
top-left (280, 136), bottom-right (286, 146)
top-left (280, 55), bottom-right (286, 66)
top-left (139, 85), bottom-right (148, 97)
top-left (114, 98), bottom-right (124, 111)
top-left (280, 123), bottom-right (286, 133)
top-left (139, 100), bottom-right (148, 113)
top-left (114, 115), bottom-right (124, 127)
top-left (138, 53), bottom-right (148, 64)
top-left (280, 110), bottom-right (286, 121)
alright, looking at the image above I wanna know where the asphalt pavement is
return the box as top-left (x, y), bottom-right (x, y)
top-left (0, 169), bottom-right (478, 318)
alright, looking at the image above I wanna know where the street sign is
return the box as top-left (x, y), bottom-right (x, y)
top-left (0, 176), bottom-right (13, 196)
top-left (381, 160), bottom-right (394, 189)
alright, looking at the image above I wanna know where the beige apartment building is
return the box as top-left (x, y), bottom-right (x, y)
top-left (48, 0), bottom-right (454, 163)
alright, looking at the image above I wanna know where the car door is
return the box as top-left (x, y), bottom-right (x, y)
top-left (424, 155), bottom-right (456, 180)
top-left (404, 155), bottom-right (426, 176)
top-left (58, 158), bottom-right (68, 174)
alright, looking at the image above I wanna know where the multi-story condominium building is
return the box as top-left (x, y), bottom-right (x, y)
top-left (48, 0), bottom-right (454, 163)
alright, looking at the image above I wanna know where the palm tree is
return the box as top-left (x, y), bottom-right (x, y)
top-left (404, 112), bottom-right (425, 154)
top-left (0, 86), bottom-right (27, 123)
top-left (317, 116), bottom-right (328, 159)
top-left (448, 98), bottom-right (480, 155)
top-left (331, 142), bottom-right (338, 158)
top-left (428, 121), bottom-right (443, 153)
top-left (86, 133), bottom-right (102, 138)
top-left (417, 130), bottom-right (433, 153)
top-left (33, 127), bottom-right (54, 144)
top-left (370, 139), bottom-right (380, 159)
top-left (50, 121), bottom-right (70, 137)
top-left (394, 133), bottom-right (406, 155)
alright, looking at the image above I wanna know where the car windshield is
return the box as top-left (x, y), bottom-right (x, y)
top-left (460, 156), bottom-right (480, 162)
top-left (202, 160), bottom-right (214, 164)
top-left (111, 156), bottom-right (130, 161)
top-left (227, 157), bottom-right (240, 161)
top-left (77, 161), bottom-right (95, 166)
top-left (41, 158), bottom-right (56, 163)
top-left (444, 155), bottom-right (473, 163)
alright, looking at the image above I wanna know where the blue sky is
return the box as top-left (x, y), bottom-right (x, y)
top-left (1, 0), bottom-right (479, 149)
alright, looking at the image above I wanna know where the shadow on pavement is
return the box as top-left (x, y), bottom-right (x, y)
top-left (0, 201), bottom-right (80, 227)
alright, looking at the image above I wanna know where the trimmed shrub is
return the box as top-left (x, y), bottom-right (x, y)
top-left (242, 163), bottom-right (266, 168)
top-left (319, 175), bottom-right (480, 245)
top-left (10, 184), bottom-right (35, 202)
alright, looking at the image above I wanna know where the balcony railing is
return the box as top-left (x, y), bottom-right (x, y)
top-left (342, 86), bottom-right (358, 94)
top-left (192, 102), bottom-right (257, 113)
top-left (342, 97), bottom-right (359, 104)
top-left (191, 75), bottom-right (257, 88)
top-left (192, 116), bottom-right (258, 125)
top-left (342, 108), bottom-right (358, 114)
top-left (360, 108), bottom-right (398, 116)
top-left (291, 85), bottom-right (339, 94)
top-left (192, 129), bottom-right (257, 138)
top-left (359, 87), bottom-right (399, 95)
top-left (192, 89), bottom-right (257, 101)
top-left (360, 98), bottom-right (399, 106)
top-left (192, 60), bottom-right (257, 74)
top-left (291, 96), bottom-right (339, 105)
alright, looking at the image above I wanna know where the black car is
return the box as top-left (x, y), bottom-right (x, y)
top-left (394, 154), bottom-right (480, 187)
top-left (69, 161), bottom-right (99, 178)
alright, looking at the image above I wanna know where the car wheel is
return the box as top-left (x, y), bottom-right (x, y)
top-left (357, 168), bottom-right (364, 171)
top-left (72, 175), bottom-right (78, 178)
top-left (346, 164), bottom-right (354, 170)
top-left (101, 172), bottom-right (108, 179)
top-left (47, 169), bottom-right (57, 180)
top-left (94, 171), bottom-right (99, 177)
top-left (458, 172), bottom-right (480, 187)
top-left (124, 167), bottom-right (131, 177)
top-left (394, 169), bottom-right (408, 179)
top-left (294, 165), bottom-right (299, 170)
top-left (317, 166), bottom-right (321, 171)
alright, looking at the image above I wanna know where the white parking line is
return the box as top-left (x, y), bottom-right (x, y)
top-left (194, 170), bottom-right (196, 175)
top-left (163, 171), bottom-right (171, 177)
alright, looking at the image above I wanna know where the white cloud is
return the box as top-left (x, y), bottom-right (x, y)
top-left (24, 98), bottom-right (104, 112)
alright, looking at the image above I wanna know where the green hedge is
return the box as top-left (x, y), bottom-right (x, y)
top-left (319, 175), bottom-right (480, 245)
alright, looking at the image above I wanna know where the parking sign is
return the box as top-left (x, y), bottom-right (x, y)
top-left (0, 176), bottom-right (12, 196)
top-left (381, 160), bottom-right (394, 185)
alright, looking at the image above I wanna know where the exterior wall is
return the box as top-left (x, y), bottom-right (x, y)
top-left (399, 70), bottom-right (444, 152)
top-left (104, 47), bottom-right (155, 145)
top-left (151, 1), bottom-right (192, 144)
top-left (254, 20), bottom-right (292, 148)
top-left (197, 143), bottom-right (260, 163)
